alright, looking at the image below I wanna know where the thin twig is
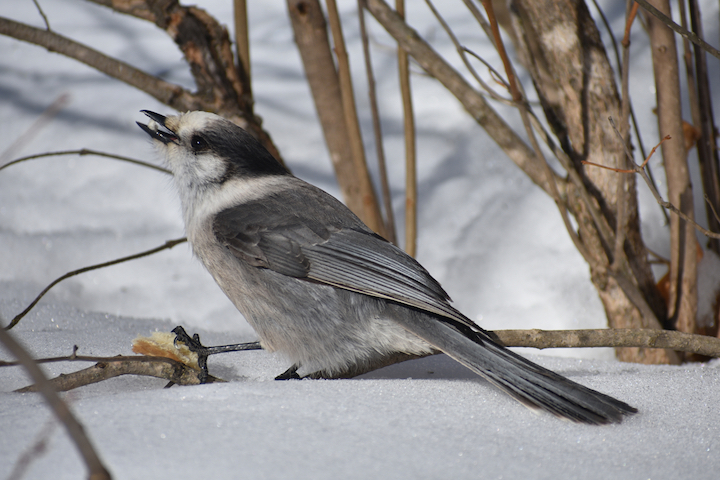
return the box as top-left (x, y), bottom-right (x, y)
top-left (395, 0), bottom-right (417, 256)
top-left (0, 328), bottom-right (112, 479)
top-left (460, 47), bottom-right (513, 103)
top-left (365, 0), bottom-right (559, 197)
top-left (478, 0), bottom-right (594, 265)
top-left (622, 2), bottom-right (640, 47)
top-left (426, 0), bottom-right (510, 104)
top-left (634, 0), bottom-right (720, 60)
top-left (586, 127), bottom-right (720, 240)
top-left (286, 0), bottom-right (371, 220)
top-left (461, 0), bottom-right (493, 44)
top-left (479, 0), bottom-right (520, 102)
top-left (0, 149), bottom-right (171, 175)
top-left (583, 129), bottom-right (669, 173)
top-left (706, 194), bottom-right (720, 225)
top-left (687, 0), bottom-right (720, 253)
top-left (593, 0), bottom-right (664, 223)
top-left (610, 1), bottom-right (639, 272)
top-left (325, 0), bottom-right (387, 238)
top-left (31, 0), bottom-right (51, 30)
top-left (358, 0), bottom-right (397, 244)
top-left (1, 351), bottom-right (188, 368)
top-left (4, 238), bottom-right (188, 330)
top-left (616, 1), bottom-right (659, 214)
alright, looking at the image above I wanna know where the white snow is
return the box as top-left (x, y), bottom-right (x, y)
top-left (1, 1), bottom-right (719, 479)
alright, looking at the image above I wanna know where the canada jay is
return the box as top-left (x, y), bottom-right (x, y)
top-left (138, 110), bottom-right (637, 424)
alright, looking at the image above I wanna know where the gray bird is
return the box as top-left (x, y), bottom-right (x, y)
top-left (138, 110), bottom-right (637, 424)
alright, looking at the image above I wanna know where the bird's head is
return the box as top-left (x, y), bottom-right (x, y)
top-left (137, 110), bottom-right (288, 189)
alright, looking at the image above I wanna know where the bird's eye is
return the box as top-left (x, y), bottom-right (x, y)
top-left (190, 135), bottom-right (209, 152)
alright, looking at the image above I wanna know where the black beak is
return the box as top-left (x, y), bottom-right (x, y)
top-left (137, 110), bottom-right (178, 144)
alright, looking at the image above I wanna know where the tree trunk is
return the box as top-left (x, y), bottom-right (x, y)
top-left (507, 0), bottom-right (679, 364)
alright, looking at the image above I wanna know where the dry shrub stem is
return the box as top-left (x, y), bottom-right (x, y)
top-left (12, 355), bottom-right (223, 393)
top-left (394, 0), bottom-right (418, 257)
top-left (366, 0), bottom-right (560, 196)
top-left (0, 328), bottom-right (112, 479)
top-left (494, 328), bottom-right (720, 357)
top-left (586, 131), bottom-right (720, 241)
top-left (4, 238), bottom-right (188, 330)
top-left (233, 0), bottom-right (252, 97)
top-left (325, 0), bottom-right (387, 238)
top-left (357, 0), bottom-right (397, 244)
top-left (646, 0), bottom-right (697, 337)
top-left (0, 149), bottom-right (171, 175)
top-left (286, 0), bottom-right (385, 234)
top-left (634, 0), bottom-right (720, 60)
top-left (685, 0), bottom-right (720, 253)
top-left (1, 0), bottom-right (281, 160)
top-left (465, 0), bottom-right (673, 363)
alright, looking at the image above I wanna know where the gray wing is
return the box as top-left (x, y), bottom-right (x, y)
top-left (211, 185), bottom-right (478, 329)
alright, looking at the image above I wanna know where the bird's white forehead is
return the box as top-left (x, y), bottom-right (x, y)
top-left (165, 111), bottom-right (223, 136)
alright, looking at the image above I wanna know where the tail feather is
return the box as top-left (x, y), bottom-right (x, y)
top-left (392, 310), bottom-right (637, 425)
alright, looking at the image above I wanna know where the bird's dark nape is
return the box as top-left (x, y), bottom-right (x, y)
top-left (204, 122), bottom-right (290, 179)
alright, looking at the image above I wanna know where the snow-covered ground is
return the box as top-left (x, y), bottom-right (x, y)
top-left (1, 1), bottom-right (718, 478)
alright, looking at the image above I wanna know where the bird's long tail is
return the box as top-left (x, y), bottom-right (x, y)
top-left (391, 309), bottom-right (637, 425)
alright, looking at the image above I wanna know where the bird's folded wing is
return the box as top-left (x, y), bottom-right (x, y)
top-left (212, 198), bottom-right (478, 330)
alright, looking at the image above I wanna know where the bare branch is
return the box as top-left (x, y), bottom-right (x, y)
top-left (634, 0), bottom-right (720, 60)
top-left (426, 1), bottom-right (511, 104)
top-left (32, 0), bottom-right (51, 31)
top-left (0, 149), bottom-right (171, 175)
top-left (646, 0), bottom-right (697, 335)
top-left (287, 0), bottom-right (384, 231)
top-left (358, 1), bottom-right (397, 244)
top-left (686, 0), bottom-right (720, 253)
top-left (501, 0), bottom-right (673, 363)
top-left (0, 16), bottom-right (199, 111)
top-left (233, 0), bottom-right (252, 97)
top-left (586, 125), bottom-right (720, 241)
top-left (325, 0), bottom-right (387, 238)
top-left (14, 356), bottom-right (223, 393)
top-left (494, 328), bottom-right (720, 357)
top-left (0, 328), bottom-right (112, 480)
top-left (365, 0), bottom-right (562, 197)
top-left (5, 238), bottom-right (188, 330)
top-left (395, 0), bottom-right (417, 256)
top-left (478, 0), bottom-right (595, 268)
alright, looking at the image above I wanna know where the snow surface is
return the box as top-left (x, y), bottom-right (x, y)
top-left (1, 0), bottom-right (719, 478)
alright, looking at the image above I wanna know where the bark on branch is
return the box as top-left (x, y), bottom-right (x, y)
top-left (494, 328), bottom-right (720, 357)
top-left (1, 0), bottom-right (282, 160)
top-left (14, 356), bottom-right (223, 393)
top-left (0, 16), bottom-right (196, 109)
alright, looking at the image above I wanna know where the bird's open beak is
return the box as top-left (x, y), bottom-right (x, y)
top-left (137, 110), bottom-right (179, 144)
